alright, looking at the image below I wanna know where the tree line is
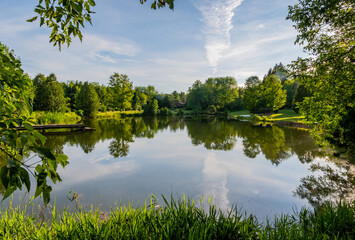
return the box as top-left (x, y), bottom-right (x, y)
top-left (31, 62), bottom-right (309, 118)
top-left (31, 72), bottom-right (187, 117)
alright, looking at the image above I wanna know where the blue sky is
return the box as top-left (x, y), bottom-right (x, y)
top-left (0, 0), bottom-right (305, 93)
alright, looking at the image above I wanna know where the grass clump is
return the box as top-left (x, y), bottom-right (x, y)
top-left (33, 111), bottom-right (81, 124)
top-left (0, 196), bottom-right (354, 239)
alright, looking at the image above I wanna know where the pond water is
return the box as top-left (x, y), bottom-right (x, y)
top-left (2, 117), bottom-right (354, 219)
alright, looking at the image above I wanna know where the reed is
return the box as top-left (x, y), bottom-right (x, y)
top-left (0, 196), bottom-right (354, 239)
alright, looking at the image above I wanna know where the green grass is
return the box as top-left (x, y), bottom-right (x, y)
top-left (33, 112), bottom-right (81, 124)
top-left (230, 109), bottom-right (304, 123)
top-left (268, 109), bottom-right (304, 122)
top-left (95, 110), bottom-right (143, 119)
top-left (1, 197), bottom-right (354, 239)
top-left (229, 110), bottom-right (251, 117)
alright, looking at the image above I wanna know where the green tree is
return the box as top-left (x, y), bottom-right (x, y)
top-left (243, 75), bottom-right (286, 113)
top-left (143, 99), bottom-right (159, 116)
top-left (63, 80), bottom-right (82, 111)
top-left (0, 42), bottom-right (68, 204)
top-left (287, 0), bottom-right (355, 148)
top-left (132, 87), bottom-right (148, 110)
top-left (75, 82), bottom-right (100, 117)
top-left (186, 77), bottom-right (238, 111)
top-left (261, 75), bottom-right (287, 112)
top-left (242, 76), bottom-right (262, 113)
top-left (108, 73), bottom-right (134, 111)
top-left (33, 73), bottom-right (67, 112)
top-left (292, 84), bottom-right (312, 113)
top-left (282, 79), bottom-right (298, 109)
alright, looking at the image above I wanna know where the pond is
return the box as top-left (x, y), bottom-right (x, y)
top-left (2, 117), bottom-right (354, 219)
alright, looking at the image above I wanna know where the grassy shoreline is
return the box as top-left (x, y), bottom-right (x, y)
top-left (1, 197), bottom-right (354, 239)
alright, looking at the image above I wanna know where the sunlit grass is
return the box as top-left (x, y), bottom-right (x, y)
top-left (0, 196), bottom-right (354, 239)
top-left (268, 109), bottom-right (304, 122)
top-left (230, 109), bottom-right (304, 123)
top-left (33, 111), bottom-right (81, 124)
top-left (96, 110), bottom-right (143, 119)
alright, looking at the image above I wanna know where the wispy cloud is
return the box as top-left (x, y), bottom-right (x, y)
top-left (195, 0), bottom-right (243, 73)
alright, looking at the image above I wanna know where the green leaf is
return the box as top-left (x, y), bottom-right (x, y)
top-left (57, 154), bottom-right (69, 168)
top-left (23, 122), bottom-right (34, 131)
top-left (2, 186), bottom-right (17, 201)
top-left (26, 16), bottom-right (38, 22)
top-left (0, 122), bottom-right (7, 130)
top-left (19, 168), bottom-right (31, 192)
top-left (0, 166), bottom-right (9, 188)
top-left (88, 0), bottom-right (96, 7)
top-left (37, 147), bottom-right (56, 160)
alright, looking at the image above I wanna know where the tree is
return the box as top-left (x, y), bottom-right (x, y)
top-left (0, 42), bottom-right (68, 204)
top-left (27, 0), bottom-right (175, 50)
top-left (287, 0), bottom-right (355, 149)
top-left (282, 79), bottom-right (298, 109)
top-left (75, 81), bottom-right (100, 117)
top-left (263, 63), bottom-right (288, 83)
top-left (261, 75), bottom-right (287, 112)
top-left (143, 99), bottom-right (159, 116)
top-left (292, 84), bottom-right (312, 113)
top-left (186, 77), bottom-right (238, 111)
top-left (108, 73), bottom-right (134, 111)
top-left (243, 75), bottom-right (286, 113)
top-left (33, 73), bottom-right (67, 112)
top-left (63, 80), bottom-right (83, 111)
top-left (132, 87), bottom-right (148, 110)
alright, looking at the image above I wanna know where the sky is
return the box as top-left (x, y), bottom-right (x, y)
top-left (0, 0), bottom-right (305, 93)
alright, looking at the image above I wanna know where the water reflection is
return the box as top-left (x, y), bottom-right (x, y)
top-left (2, 117), bottom-right (354, 215)
top-left (44, 117), bottom-right (327, 166)
top-left (294, 163), bottom-right (355, 207)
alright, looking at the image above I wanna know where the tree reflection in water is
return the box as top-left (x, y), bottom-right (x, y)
top-left (40, 117), bottom-right (355, 208)
top-left (44, 117), bottom-right (328, 164)
top-left (294, 163), bottom-right (355, 207)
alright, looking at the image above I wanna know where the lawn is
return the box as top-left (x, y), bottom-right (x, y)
top-left (229, 109), bottom-right (304, 123)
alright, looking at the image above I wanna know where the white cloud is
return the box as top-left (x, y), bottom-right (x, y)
top-left (202, 152), bottom-right (229, 210)
top-left (195, 0), bottom-right (243, 72)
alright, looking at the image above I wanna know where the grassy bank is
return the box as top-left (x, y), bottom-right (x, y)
top-left (96, 110), bottom-right (143, 119)
top-left (1, 197), bottom-right (354, 239)
top-left (231, 109), bottom-right (304, 123)
top-left (33, 112), bottom-right (81, 124)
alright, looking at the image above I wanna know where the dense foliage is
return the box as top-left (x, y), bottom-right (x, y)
top-left (0, 42), bottom-right (68, 204)
top-left (33, 73), bottom-right (67, 112)
top-left (243, 75), bottom-right (287, 113)
top-left (287, 0), bottom-right (355, 149)
top-left (187, 77), bottom-right (239, 111)
top-left (75, 81), bottom-right (100, 117)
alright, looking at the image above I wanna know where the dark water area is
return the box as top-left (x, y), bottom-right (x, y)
top-left (1, 117), bottom-right (354, 219)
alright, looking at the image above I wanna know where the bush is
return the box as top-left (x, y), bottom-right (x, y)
top-left (158, 107), bottom-right (170, 116)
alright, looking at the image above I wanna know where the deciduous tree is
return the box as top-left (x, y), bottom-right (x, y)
top-left (287, 0), bottom-right (355, 149)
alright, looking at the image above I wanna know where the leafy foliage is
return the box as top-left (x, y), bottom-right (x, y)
top-left (243, 75), bottom-right (286, 113)
top-left (108, 73), bottom-right (134, 111)
top-left (187, 77), bottom-right (238, 111)
top-left (28, 0), bottom-right (175, 50)
top-left (287, 0), bottom-right (355, 148)
top-left (0, 42), bottom-right (68, 204)
top-left (75, 81), bottom-right (100, 117)
top-left (33, 73), bottom-right (67, 112)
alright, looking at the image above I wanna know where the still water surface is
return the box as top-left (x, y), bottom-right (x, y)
top-left (4, 117), bottom-right (354, 219)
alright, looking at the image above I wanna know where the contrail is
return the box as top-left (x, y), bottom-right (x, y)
top-left (195, 0), bottom-right (243, 73)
